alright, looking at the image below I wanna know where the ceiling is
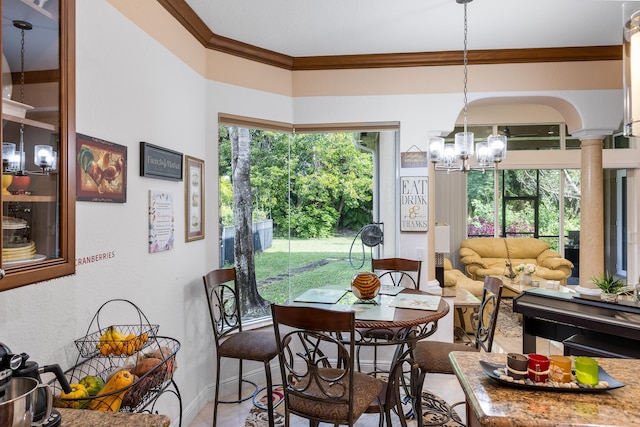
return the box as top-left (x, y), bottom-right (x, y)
top-left (3, 0), bottom-right (639, 75)
top-left (184, 0), bottom-right (639, 58)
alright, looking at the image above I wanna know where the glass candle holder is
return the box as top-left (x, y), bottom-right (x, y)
top-left (549, 355), bottom-right (572, 383)
top-left (575, 356), bottom-right (599, 385)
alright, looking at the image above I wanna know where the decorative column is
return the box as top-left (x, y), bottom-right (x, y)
top-left (577, 136), bottom-right (605, 289)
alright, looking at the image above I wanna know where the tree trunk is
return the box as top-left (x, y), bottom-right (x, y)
top-left (230, 126), bottom-right (269, 316)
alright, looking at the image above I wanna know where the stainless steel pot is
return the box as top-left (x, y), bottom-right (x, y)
top-left (0, 377), bottom-right (52, 427)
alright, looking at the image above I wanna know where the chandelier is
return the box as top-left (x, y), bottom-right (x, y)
top-left (2, 20), bottom-right (57, 176)
top-left (428, 0), bottom-right (507, 173)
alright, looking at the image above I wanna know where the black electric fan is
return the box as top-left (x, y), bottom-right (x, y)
top-left (349, 223), bottom-right (384, 269)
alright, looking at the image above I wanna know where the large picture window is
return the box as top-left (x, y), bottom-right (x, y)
top-left (218, 117), bottom-right (397, 321)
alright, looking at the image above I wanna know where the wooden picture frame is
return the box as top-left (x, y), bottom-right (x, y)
top-left (76, 133), bottom-right (127, 203)
top-left (140, 141), bottom-right (183, 181)
top-left (185, 156), bottom-right (204, 241)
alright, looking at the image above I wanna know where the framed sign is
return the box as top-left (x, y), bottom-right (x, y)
top-left (148, 190), bottom-right (175, 253)
top-left (400, 176), bottom-right (428, 232)
top-left (400, 151), bottom-right (429, 169)
top-left (185, 156), bottom-right (205, 242)
top-left (76, 133), bottom-right (127, 203)
top-left (140, 141), bottom-right (183, 181)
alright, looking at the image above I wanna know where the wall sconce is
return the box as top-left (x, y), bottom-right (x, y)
top-left (624, 3), bottom-right (640, 136)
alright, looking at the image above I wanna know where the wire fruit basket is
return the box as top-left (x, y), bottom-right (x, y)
top-left (49, 299), bottom-right (181, 418)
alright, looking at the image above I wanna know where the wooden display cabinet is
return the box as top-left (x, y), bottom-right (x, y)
top-left (0, 0), bottom-right (75, 291)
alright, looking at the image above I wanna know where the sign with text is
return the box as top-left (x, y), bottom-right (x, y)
top-left (400, 151), bottom-right (429, 169)
top-left (149, 190), bottom-right (175, 253)
top-left (140, 141), bottom-right (183, 181)
top-left (400, 176), bottom-right (428, 232)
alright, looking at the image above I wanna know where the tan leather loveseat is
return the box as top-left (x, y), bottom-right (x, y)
top-left (459, 237), bottom-right (573, 285)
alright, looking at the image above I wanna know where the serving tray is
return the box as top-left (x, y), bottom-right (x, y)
top-left (479, 360), bottom-right (624, 392)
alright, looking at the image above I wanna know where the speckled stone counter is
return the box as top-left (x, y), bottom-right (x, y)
top-left (449, 351), bottom-right (640, 427)
top-left (57, 408), bottom-right (170, 427)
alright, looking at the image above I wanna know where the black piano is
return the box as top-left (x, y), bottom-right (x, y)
top-left (513, 288), bottom-right (640, 357)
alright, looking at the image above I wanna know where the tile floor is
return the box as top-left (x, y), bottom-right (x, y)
top-left (188, 311), bottom-right (563, 426)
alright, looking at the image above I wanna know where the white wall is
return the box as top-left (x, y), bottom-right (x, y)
top-left (0, 2), bottom-right (298, 424)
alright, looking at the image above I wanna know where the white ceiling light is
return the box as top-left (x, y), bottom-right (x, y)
top-left (428, 0), bottom-right (507, 173)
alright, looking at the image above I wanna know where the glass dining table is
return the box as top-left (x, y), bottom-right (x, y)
top-left (288, 285), bottom-right (449, 344)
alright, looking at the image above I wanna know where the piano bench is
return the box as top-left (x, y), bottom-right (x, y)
top-left (563, 334), bottom-right (640, 359)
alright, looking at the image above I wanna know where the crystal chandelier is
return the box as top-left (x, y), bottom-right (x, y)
top-left (428, 0), bottom-right (507, 173)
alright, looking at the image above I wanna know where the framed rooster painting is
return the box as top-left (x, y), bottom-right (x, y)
top-left (76, 133), bottom-right (127, 203)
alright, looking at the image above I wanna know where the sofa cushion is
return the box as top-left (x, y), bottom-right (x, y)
top-left (506, 238), bottom-right (550, 259)
top-left (444, 268), bottom-right (467, 288)
top-left (461, 238), bottom-right (508, 258)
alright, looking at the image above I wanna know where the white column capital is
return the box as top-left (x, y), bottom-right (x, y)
top-left (569, 129), bottom-right (612, 141)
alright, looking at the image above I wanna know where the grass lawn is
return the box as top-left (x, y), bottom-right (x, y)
top-left (255, 236), bottom-right (371, 303)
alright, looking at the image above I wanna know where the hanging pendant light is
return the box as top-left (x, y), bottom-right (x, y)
top-left (3, 20), bottom-right (57, 178)
top-left (428, 0), bottom-right (507, 173)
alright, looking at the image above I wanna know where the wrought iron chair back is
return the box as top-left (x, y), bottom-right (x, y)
top-left (471, 275), bottom-right (504, 352)
top-left (271, 304), bottom-right (384, 426)
top-left (204, 267), bottom-right (242, 345)
top-left (372, 257), bottom-right (422, 288)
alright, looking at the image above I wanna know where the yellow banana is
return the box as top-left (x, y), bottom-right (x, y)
top-left (99, 344), bottom-right (110, 356)
top-left (123, 334), bottom-right (136, 355)
top-left (109, 327), bottom-right (127, 341)
top-left (97, 327), bottom-right (114, 350)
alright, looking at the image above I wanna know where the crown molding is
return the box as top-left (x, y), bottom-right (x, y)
top-left (157, 0), bottom-right (622, 71)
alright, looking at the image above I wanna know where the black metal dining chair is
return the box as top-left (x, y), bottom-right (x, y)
top-left (359, 257), bottom-right (422, 375)
top-left (203, 267), bottom-right (279, 427)
top-left (412, 275), bottom-right (503, 426)
top-left (271, 304), bottom-right (389, 427)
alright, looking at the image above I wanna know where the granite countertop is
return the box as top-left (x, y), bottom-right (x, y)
top-left (57, 408), bottom-right (170, 427)
top-left (449, 351), bottom-right (640, 427)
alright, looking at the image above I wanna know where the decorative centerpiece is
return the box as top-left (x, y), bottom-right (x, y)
top-left (592, 272), bottom-right (627, 303)
top-left (351, 271), bottom-right (381, 301)
top-left (503, 261), bottom-right (517, 282)
top-left (515, 263), bottom-right (537, 286)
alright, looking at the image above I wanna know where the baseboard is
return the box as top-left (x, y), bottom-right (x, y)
top-left (179, 382), bottom-right (212, 427)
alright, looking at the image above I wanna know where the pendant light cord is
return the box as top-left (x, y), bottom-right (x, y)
top-left (13, 20), bottom-right (33, 174)
top-left (19, 25), bottom-right (26, 172)
top-left (462, 1), bottom-right (469, 136)
top-left (19, 26), bottom-right (25, 104)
